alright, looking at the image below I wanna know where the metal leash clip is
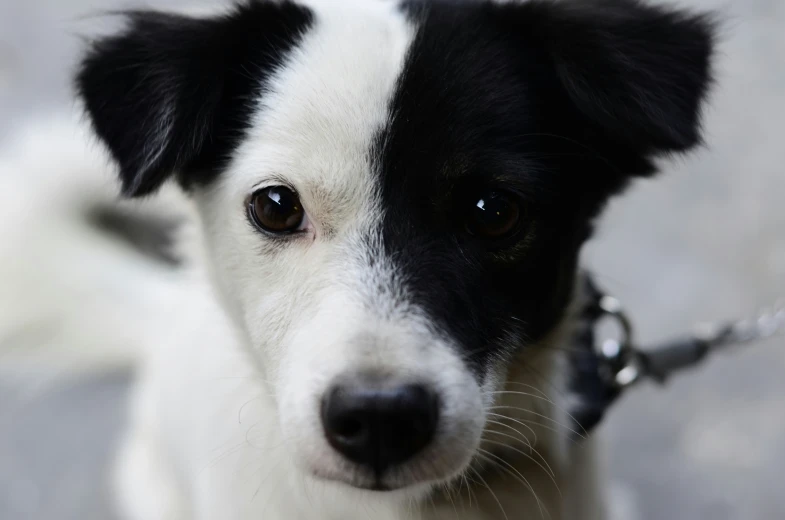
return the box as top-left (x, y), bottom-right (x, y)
top-left (568, 276), bottom-right (784, 437)
top-left (593, 295), bottom-right (642, 389)
top-left (598, 297), bottom-right (785, 389)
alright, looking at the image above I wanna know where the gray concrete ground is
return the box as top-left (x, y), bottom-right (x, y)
top-left (1, 0), bottom-right (783, 519)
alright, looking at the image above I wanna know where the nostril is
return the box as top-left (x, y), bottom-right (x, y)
top-left (333, 416), bottom-right (365, 440)
top-left (322, 386), bottom-right (370, 443)
top-left (321, 382), bottom-right (439, 475)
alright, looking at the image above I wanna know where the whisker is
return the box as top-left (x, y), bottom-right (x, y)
top-left (517, 363), bottom-right (583, 424)
top-left (237, 394), bottom-right (264, 424)
top-left (489, 389), bottom-right (553, 400)
top-left (476, 450), bottom-right (547, 520)
top-left (462, 473), bottom-right (473, 509)
top-left (519, 367), bottom-right (592, 437)
top-left (249, 452), bottom-right (284, 503)
top-left (489, 387), bottom-right (590, 438)
top-left (469, 466), bottom-right (509, 520)
top-left (462, 469), bottom-right (483, 511)
top-left (486, 411), bottom-right (539, 446)
top-left (500, 381), bottom-right (552, 399)
top-left (488, 413), bottom-right (582, 444)
top-left (482, 429), bottom-right (555, 479)
top-left (482, 439), bottom-right (561, 497)
top-left (427, 485), bottom-right (438, 515)
top-left (489, 405), bottom-right (587, 440)
top-left (204, 435), bottom-right (258, 471)
top-left (484, 418), bottom-right (534, 450)
top-left (442, 479), bottom-right (461, 519)
top-left (483, 421), bottom-right (554, 478)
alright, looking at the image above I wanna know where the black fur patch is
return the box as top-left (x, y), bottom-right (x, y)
top-left (376, 0), bottom-right (715, 372)
top-left (76, 0), bottom-right (313, 197)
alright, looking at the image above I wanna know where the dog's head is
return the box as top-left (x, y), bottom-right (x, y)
top-left (77, 0), bottom-right (714, 495)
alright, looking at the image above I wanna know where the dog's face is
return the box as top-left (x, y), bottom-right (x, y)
top-left (78, 0), bottom-right (713, 496)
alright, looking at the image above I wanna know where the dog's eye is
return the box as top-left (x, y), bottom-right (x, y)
top-left (248, 186), bottom-right (305, 234)
top-left (465, 191), bottom-right (521, 239)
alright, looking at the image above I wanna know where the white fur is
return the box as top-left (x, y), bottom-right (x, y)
top-left (1, 2), bottom-right (605, 519)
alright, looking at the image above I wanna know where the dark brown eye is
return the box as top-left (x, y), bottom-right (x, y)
top-left (465, 191), bottom-right (521, 239)
top-left (249, 186), bottom-right (305, 234)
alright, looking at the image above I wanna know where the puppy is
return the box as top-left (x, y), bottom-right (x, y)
top-left (73, 0), bottom-right (716, 518)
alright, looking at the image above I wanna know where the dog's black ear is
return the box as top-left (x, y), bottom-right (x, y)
top-left (76, 2), bottom-right (312, 197)
top-left (504, 0), bottom-right (716, 159)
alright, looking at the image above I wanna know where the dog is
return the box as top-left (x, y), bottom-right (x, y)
top-left (67, 0), bottom-right (718, 518)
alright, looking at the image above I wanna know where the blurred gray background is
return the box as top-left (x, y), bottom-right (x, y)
top-left (0, 0), bottom-right (783, 519)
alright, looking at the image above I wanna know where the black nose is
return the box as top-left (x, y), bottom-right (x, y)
top-left (321, 383), bottom-right (439, 475)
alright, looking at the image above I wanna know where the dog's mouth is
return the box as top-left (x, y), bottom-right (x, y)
top-left (311, 462), bottom-right (454, 494)
top-left (312, 470), bottom-right (400, 492)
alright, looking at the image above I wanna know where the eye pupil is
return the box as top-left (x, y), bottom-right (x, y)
top-left (250, 186), bottom-right (305, 233)
top-left (466, 192), bottom-right (521, 239)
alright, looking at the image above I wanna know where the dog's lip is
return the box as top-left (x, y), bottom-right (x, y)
top-left (311, 469), bottom-right (419, 492)
top-left (361, 481), bottom-right (394, 492)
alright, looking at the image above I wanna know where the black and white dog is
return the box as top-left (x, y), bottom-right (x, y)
top-left (71, 0), bottom-right (716, 518)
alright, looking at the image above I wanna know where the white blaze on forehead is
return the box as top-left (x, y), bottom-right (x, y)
top-left (222, 0), bottom-right (415, 231)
